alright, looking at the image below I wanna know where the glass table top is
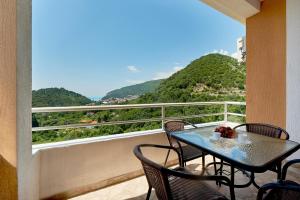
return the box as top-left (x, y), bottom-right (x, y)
top-left (171, 126), bottom-right (300, 170)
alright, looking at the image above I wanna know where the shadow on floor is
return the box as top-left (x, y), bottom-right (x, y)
top-left (71, 157), bottom-right (300, 200)
top-left (125, 192), bottom-right (154, 200)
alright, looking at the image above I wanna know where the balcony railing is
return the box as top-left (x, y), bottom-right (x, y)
top-left (32, 101), bottom-right (246, 132)
top-left (32, 101), bottom-right (246, 199)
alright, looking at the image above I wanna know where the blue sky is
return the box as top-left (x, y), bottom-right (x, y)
top-left (32, 0), bottom-right (245, 98)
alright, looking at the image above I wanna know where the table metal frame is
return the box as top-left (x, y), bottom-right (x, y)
top-left (171, 129), bottom-right (300, 200)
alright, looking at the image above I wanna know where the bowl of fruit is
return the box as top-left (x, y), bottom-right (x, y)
top-left (214, 126), bottom-right (236, 139)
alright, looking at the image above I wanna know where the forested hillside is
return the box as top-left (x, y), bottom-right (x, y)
top-left (102, 79), bottom-right (163, 100)
top-left (134, 54), bottom-right (245, 103)
top-left (32, 54), bottom-right (246, 143)
top-left (32, 88), bottom-right (92, 107)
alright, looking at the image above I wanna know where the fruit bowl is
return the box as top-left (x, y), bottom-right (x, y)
top-left (214, 126), bottom-right (236, 139)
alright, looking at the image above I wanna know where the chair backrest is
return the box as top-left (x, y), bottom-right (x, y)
top-left (164, 120), bottom-right (185, 147)
top-left (234, 123), bottom-right (289, 140)
top-left (134, 144), bottom-right (232, 200)
top-left (133, 144), bottom-right (173, 200)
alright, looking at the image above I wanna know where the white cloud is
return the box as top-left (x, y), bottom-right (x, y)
top-left (173, 66), bottom-right (184, 71)
top-left (210, 49), bottom-right (229, 55)
top-left (204, 49), bottom-right (240, 60)
top-left (231, 52), bottom-right (239, 59)
top-left (127, 65), bottom-right (140, 73)
top-left (153, 66), bottom-right (184, 80)
top-left (126, 80), bottom-right (144, 84)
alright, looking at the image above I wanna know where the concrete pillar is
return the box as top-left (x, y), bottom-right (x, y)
top-left (286, 0), bottom-right (300, 158)
top-left (246, 0), bottom-right (300, 159)
top-left (246, 0), bottom-right (286, 128)
top-left (0, 0), bottom-right (33, 199)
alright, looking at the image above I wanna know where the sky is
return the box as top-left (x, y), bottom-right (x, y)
top-left (32, 0), bottom-right (245, 98)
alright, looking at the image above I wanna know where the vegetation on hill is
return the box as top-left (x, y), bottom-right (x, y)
top-left (32, 54), bottom-right (246, 144)
top-left (133, 54), bottom-right (245, 103)
top-left (32, 88), bottom-right (92, 107)
top-left (102, 79), bottom-right (163, 100)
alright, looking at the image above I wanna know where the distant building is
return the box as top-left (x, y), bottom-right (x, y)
top-left (236, 37), bottom-right (246, 62)
top-left (101, 95), bottom-right (139, 104)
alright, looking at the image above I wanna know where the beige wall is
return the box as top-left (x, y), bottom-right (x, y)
top-left (0, 0), bottom-right (33, 199)
top-left (0, 0), bottom-right (18, 199)
top-left (246, 0), bottom-right (286, 128)
top-left (38, 132), bottom-right (174, 199)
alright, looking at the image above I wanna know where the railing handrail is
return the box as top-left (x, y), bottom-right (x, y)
top-left (32, 101), bottom-right (246, 132)
top-left (32, 101), bottom-right (245, 113)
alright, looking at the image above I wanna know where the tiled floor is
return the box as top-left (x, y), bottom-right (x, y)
top-left (70, 156), bottom-right (300, 200)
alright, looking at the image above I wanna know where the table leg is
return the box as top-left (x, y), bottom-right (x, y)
top-left (230, 165), bottom-right (236, 200)
top-left (251, 172), bottom-right (260, 189)
top-left (213, 156), bottom-right (217, 175)
top-left (218, 159), bottom-right (224, 187)
top-left (220, 159), bottom-right (224, 175)
top-left (202, 154), bottom-right (205, 172)
top-left (212, 156), bottom-right (219, 186)
top-left (277, 162), bottom-right (282, 180)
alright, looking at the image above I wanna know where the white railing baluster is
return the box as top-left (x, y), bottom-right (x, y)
top-left (161, 105), bottom-right (165, 130)
top-left (224, 102), bottom-right (228, 122)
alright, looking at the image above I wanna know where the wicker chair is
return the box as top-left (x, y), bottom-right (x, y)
top-left (163, 120), bottom-right (207, 167)
top-left (134, 144), bottom-right (235, 200)
top-left (234, 123), bottom-right (289, 140)
top-left (233, 123), bottom-right (290, 188)
top-left (257, 159), bottom-right (300, 200)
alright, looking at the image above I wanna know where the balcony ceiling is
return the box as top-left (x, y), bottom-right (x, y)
top-left (200, 0), bottom-right (261, 24)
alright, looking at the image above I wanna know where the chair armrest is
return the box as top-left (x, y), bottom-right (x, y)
top-left (134, 144), bottom-right (183, 167)
top-left (282, 159), bottom-right (300, 180)
top-left (233, 123), bottom-right (246, 130)
top-left (166, 166), bottom-right (230, 183)
top-left (183, 120), bottom-right (198, 128)
top-left (257, 181), bottom-right (300, 200)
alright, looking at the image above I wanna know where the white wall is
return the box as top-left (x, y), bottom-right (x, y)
top-left (16, 0), bottom-right (37, 199)
top-left (201, 0), bottom-right (260, 23)
top-left (286, 0), bottom-right (300, 158)
top-left (36, 131), bottom-right (173, 199)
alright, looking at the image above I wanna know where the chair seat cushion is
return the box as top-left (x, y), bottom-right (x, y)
top-left (168, 174), bottom-right (228, 200)
top-left (176, 145), bottom-right (204, 162)
top-left (263, 180), bottom-right (300, 200)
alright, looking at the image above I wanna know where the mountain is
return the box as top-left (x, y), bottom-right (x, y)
top-left (134, 54), bottom-right (246, 103)
top-left (102, 79), bottom-right (163, 100)
top-left (32, 54), bottom-right (246, 144)
top-left (32, 88), bottom-right (92, 107)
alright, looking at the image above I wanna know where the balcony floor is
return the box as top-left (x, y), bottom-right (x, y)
top-left (70, 156), bottom-right (300, 200)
